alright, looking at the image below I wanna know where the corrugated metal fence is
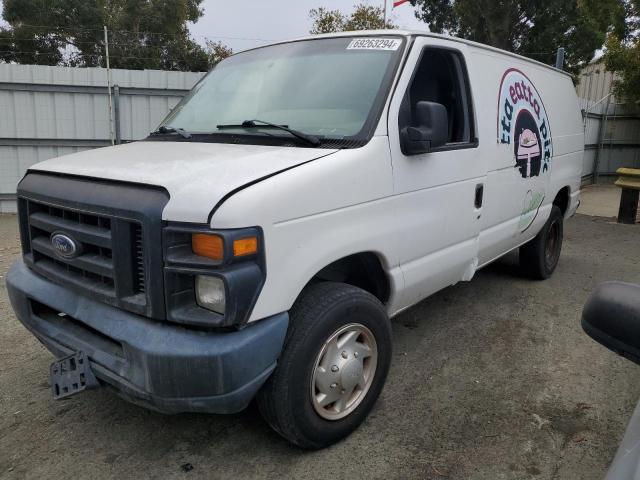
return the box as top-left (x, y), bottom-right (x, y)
top-left (0, 64), bottom-right (205, 213)
top-left (577, 62), bottom-right (640, 183)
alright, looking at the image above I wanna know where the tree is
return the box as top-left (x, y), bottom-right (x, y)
top-left (309, 4), bottom-right (397, 34)
top-left (205, 40), bottom-right (233, 66)
top-left (409, 0), bottom-right (626, 73)
top-left (603, 0), bottom-right (640, 103)
top-left (0, 0), bottom-right (231, 71)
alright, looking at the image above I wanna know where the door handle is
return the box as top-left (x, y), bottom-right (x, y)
top-left (475, 183), bottom-right (484, 209)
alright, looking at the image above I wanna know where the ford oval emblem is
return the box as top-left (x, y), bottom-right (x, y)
top-left (50, 232), bottom-right (81, 259)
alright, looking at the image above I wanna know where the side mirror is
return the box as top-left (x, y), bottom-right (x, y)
top-left (582, 281), bottom-right (640, 364)
top-left (400, 100), bottom-right (448, 156)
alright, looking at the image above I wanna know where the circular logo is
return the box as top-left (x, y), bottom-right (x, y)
top-left (497, 68), bottom-right (553, 178)
top-left (50, 232), bottom-right (81, 259)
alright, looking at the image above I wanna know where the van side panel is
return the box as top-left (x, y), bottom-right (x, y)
top-left (468, 47), bottom-right (583, 267)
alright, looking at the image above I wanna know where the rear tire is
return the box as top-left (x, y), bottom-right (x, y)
top-left (519, 205), bottom-right (564, 280)
top-left (257, 282), bottom-right (392, 449)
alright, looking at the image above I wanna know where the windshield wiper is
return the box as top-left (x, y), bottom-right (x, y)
top-left (216, 119), bottom-right (321, 147)
top-left (150, 125), bottom-right (192, 139)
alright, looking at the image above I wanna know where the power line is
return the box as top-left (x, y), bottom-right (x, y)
top-left (0, 38), bottom-right (266, 49)
top-left (0, 38), bottom-right (232, 52)
top-left (0, 50), bottom-right (196, 62)
top-left (0, 24), bottom-right (275, 42)
top-left (520, 52), bottom-right (555, 56)
top-left (0, 38), bottom-right (195, 47)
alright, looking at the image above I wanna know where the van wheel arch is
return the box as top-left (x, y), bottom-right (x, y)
top-left (553, 186), bottom-right (570, 217)
top-left (303, 252), bottom-right (391, 305)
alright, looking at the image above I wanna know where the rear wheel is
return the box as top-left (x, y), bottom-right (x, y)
top-left (519, 205), bottom-right (564, 280)
top-left (257, 282), bottom-right (392, 449)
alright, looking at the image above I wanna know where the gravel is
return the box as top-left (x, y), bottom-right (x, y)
top-left (1, 212), bottom-right (639, 479)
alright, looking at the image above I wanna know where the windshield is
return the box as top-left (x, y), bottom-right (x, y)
top-left (160, 36), bottom-right (405, 147)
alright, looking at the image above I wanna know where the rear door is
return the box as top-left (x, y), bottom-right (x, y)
top-left (387, 37), bottom-right (486, 309)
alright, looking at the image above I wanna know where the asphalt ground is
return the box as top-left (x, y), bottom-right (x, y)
top-left (1, 211), bottom-right (639, 479)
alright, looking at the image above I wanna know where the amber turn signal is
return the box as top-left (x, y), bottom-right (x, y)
top-left (233, 236), bottom-right (258, 257)
top-left (192, 233), bottom-right (224, 261)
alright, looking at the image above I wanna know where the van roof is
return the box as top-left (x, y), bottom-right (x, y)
top-left (273, 29), bottom-right (572, 78)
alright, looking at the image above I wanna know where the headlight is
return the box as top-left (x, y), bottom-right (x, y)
top-left (195, 275), bottom-right (226, 314)
top-left (164, 225), bottom-right (264, 327)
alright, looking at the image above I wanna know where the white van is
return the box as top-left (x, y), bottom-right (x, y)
top-left (7, 30), bottom-right (583, 449)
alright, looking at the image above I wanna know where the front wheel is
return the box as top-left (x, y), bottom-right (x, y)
top-left (257, 282), bottom-right (392, 449)
top-left (519, 205), bottom-right (564, 280)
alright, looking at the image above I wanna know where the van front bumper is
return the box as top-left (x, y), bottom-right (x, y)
top-left (6, 260), bottom-right (288, 414)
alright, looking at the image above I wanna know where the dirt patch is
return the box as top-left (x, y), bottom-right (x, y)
top-left (1, 213), bottom-right (639, 479)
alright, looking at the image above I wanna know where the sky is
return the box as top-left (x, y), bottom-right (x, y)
top-left (187, 0), bottom-right (427, 52)
top-left (0, 1), bottom-right (427, 53)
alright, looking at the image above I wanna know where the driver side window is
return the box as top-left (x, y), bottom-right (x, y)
top-left (399, 47), bottom-right (476, 149)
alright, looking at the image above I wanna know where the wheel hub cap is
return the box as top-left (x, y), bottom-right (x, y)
top-left (340, 359), bottom-right (364, 392)
top-left (311, 323), bottom-right (378, 421)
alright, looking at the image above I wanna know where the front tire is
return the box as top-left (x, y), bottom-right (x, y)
top-left (519, 205), bottom-right (564, 280)
top-left (257, 282), bottom-right (392, 449)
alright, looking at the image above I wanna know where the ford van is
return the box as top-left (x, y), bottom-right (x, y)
top-left (6, 30), bottom-right (583, 449)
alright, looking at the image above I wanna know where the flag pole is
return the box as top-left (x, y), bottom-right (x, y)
top-left (383, 0), bottom-right (387, 26)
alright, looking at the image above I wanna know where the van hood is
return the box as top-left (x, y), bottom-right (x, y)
top-left (30, 141), bottom-right (339, 223)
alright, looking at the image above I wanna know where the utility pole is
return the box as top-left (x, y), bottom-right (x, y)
top-left (104, 25), bottom-right (115, 146)
top-left (555, 47), bottom-right (565, 71)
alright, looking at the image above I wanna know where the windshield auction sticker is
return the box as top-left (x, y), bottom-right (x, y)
top-left (347, 38), bottom-right (402, 51)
